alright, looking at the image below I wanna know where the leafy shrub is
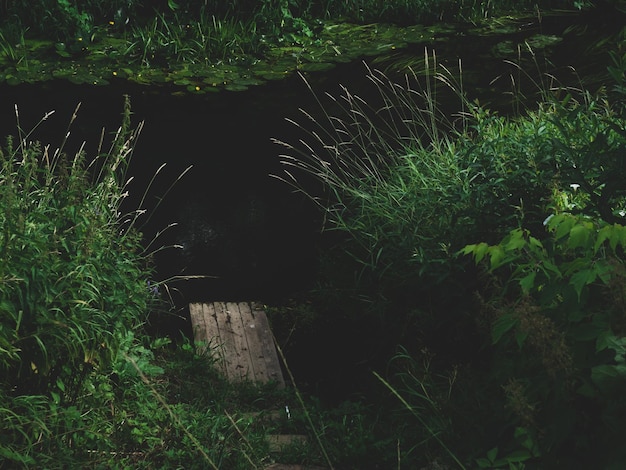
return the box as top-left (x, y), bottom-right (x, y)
top-left (275, 51), bottom-right (626, 467)
top-left (460, 212), bottom-right (626, 467)
top-left (276, 59), bottom-right (626, 294)
top-left (0, 98), bottom-right (159, 466)
top-left (0, 99), bottom-right (150, 396)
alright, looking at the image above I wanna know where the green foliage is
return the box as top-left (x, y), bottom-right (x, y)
top-left (276, 43), bottom-right (626, 467)
top-left (0, 100), bottom-right (151, 396)
top-left (275, 57), bottom-right (470, 289)
top-left (374, 348), bottom-right (465, 468)
top-left (0, 0), bottom-right (588, 66)
top-left (126, 8), bottom-right (264, 67)
top-left (1, 0), bottom-right (139, 39)
top-left (461, 213), bottom-right (626, 466)
top-left (276, 58), bottom-right (626, 297)
top-left (0, 99), bottom-right (160, 466)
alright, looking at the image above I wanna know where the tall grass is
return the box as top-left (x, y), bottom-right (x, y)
top-left (0, 0), bottom-right (587, 62)
top-left (127, 9), bottom-right (264, 67)
top-left (273, 51), bottom-right (473, 287)
top-left (0, 97), bottom-right (151, 394)
top-left (0, 96), bottom-right (156, 465)
top-left (0, 99), bottom-right (374, 467)
top-left (272, 30), bottom-right (626, 468)
top-left (272, 45), bottom-right (620, 292)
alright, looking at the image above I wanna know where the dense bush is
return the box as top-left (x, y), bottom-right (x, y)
top-left (277, 59), bottom-right (626, 289)
top-left (0, 0), bottom-right (141, 40)
top-left (276, 48), bottom-right (626, 465)
top-left (0, 98), bottom-right (159, 466)
top-left (460, 212), bottom-right (626, 467)
top-left (0, 98), bottom-right (151, 395)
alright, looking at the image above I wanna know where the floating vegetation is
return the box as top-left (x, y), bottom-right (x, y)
top-left (526, 33), bottom-right (563, 49)
top-left (492, 34), bottom-right (563, 58)
top-left (0, 15), bottom-right (571, 94)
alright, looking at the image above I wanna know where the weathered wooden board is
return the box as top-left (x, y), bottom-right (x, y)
top-left (189, 301), bottom-right (284, 386)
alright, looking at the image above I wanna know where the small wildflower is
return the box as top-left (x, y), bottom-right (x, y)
top-left (147, 280), bottom-right (159, 297)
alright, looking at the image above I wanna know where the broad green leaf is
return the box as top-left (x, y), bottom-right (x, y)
top-left (549, 214), bottom-right (575, 239)
top-left (569, 268), bottom-right (596, 300)
top-left (594, 259), bottom-right (613, 284)
top-left (475, 457), bottom-right (492, 468)
top-left (458, 244), bottom-right (477, 256)
top-left (492, 313), bottom-right (518, 344)
top-left (618, 224), bottom-right (626, 249)
top-left (591, 364), bottom-right (626, 390)
top-left (593, 364), bottom-right (626, 378)
top-left (518, 271), bottom-right (536, 293)
top-left (471, 242), bottom-right (490, 263)
top-left (489, 245), bottom-right (506, 270)
top-left (569, 323), bottom-right (605, 342)
top-left (568, 223), bottom-right (591, 250)
top-left (565, 303), bottom-right (586, 322)
top-left (515, 329), bottom-right (529, 348)
top-left (495, 449), bottom-right (532, 463)
top-left (594, 225), bottom-right (613, 252)
top-left (540, 260), bottom-right (562, 279)
top-left (561, 257), bottom-right (591, 277)
top-left (609, 224), bottom-right (623, 251)
top-left (514, 426), bottom-right (539, 454)
top-left (528, 235), bottom-right (544, 251)
top-left (504, 229), bottom-right (527, 251)
top-left (596, 331), bottom-right (626, 358)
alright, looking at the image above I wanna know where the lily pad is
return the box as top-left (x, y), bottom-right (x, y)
top-left (129, 72), bottom-right (152, 85)
top-left (259, 70), bottom-right (292, 80)
top-left (5, 74), bottom-right (20, 86)
top-left (492, 40), bottom-right (516, 58)
top-left (231, 76), bottom-right (264, 87)
top-left (468, 20), bottom-right (522, 36)
top-left (525, 34), bottom-right (562, 49)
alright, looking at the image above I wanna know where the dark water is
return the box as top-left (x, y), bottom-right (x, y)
top-left (0, 78), bottom-right (324, 302)
top-left (0, 10), bottom-right (619, 398)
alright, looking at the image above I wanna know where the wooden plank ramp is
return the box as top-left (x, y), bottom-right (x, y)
top-left (189, 301), bottom-right (285, 387)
